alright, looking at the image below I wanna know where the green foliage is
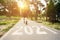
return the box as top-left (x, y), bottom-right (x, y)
top-left (0, 16), bottom-right (19, 37)
top-left (46, 0), bottom-right (56, 22)
top-left (0, 16), bottom-right (6, 18)
top-left (55, 3), bottom-right (60, 19)
top-left (55, 27), bottom-right (60, 30)
top-left (37, 16), bottom-right (60, 30)
top-left (0, 0), bottom-right (6, 5)
top-left (0, 0), bottom-right (20, 16)
top-left (2, 24), bottom-right (14, 32)
top-left (0, 22), bottom-right (7, 25)
top-left (0, 0), bottom-right (4, 3)
top-left (39, 20), bottom-right (60, 30)
top-left (58, 0), bottom-right (60, 3)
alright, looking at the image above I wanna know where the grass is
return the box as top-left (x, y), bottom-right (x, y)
top-left (0, 16), bottom-right (20, 37)
top-left (37, 19), bottom-right (60, 30)
top-left (0, 16), bottom-right (7, 18)
top-left (0, 20), bottom-right (11, 25)
top-left (30, 17), bottom-right (60, 30)
top-left (2, 20), bottom-right (17, 32)
top-left (0, 22), bottom-right (7, 25)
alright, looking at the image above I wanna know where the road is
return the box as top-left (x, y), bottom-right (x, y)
top-left (0, 18), bottom-right (60, 40)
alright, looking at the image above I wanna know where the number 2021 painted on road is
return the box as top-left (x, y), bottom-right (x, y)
top-left (12, 26), bottom-right (47, 35)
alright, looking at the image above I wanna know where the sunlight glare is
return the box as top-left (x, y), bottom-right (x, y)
top-left (40, 0), bottom-right (46, 7)
top-left (18, 1), bottom-right (25, 8)
top-left (16, 0), bottom-right (26, 9)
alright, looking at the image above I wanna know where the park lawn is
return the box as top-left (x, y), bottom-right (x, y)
top-left (0, 16), bottom-right (20, 37)
top-left (37, 19), bottom-right (60, 30)
top-left (42, 21), bottom-right (60, 30)
top-left (30, 17), bottom-right (60, 30)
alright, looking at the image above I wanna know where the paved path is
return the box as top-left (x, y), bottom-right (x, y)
top-left (0, 18), bottom-right (60, 40)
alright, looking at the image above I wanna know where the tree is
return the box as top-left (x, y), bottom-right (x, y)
top-left (30, 0), bottom-right (44, 21)
top-left (0, 0), bottom-right (20, 16)
top-left (55, 2), bottom-right (60, 21)
top-left (0, 0), bottom-right (5, 5)
top-left (0, 0), bottom-right (6, 15)
top-left (46, 0), bottom-right (56, 22)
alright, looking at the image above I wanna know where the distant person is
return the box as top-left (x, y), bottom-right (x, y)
top-left (23, 17), bottom-right (28, 25)
top-left (26, 20), bottom-right (28, 25)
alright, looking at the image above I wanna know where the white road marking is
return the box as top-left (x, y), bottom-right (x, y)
top-left (36, 31), bottom-right (47, 34)
top-left (12, 26), bottom-right (48, 35)
top-left (41, 26), bottom-right (58, 34)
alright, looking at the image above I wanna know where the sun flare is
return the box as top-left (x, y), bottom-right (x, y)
top-left (16, 0), bottom-right (27, 9)
top-left (18, 1), bottom-right (25, 9)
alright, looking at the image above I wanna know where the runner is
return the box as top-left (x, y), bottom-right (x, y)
top-left (23, 17), bottom-right (28, 25)
top-left (26, 20), bottom-right (28, 25)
